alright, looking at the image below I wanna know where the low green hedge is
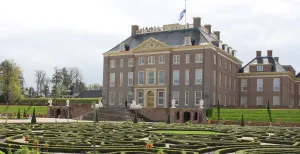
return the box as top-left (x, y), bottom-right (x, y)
top-left (14, 98), bottom-right (102, 105)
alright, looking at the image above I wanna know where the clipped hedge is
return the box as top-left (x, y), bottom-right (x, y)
top-left (15, 98), bottom-right (102, 106)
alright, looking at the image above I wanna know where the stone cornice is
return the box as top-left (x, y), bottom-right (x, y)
top-left (238, 71), bottom-right (300, 82)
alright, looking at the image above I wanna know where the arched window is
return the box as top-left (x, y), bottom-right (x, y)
top-left (176, 112), bottom-right (180, 120)
top-left (194, 112), bottom-right (198, 120)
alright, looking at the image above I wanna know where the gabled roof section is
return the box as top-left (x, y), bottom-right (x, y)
top-left (240, 56), bottom-right (286, 73)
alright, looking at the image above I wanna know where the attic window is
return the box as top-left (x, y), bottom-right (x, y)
top-left (184, 36), bottom-right (192, 46)
top-left (119, 43), bottom-right (125, 51)
top-left (125, 44), bottom-right (130, 51)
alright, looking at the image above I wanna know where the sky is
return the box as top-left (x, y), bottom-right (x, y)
top-left (0, 0), bottom-right (300, 88)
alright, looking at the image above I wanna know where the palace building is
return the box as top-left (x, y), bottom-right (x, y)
top-left (102, 16), bottom-right (300, 108)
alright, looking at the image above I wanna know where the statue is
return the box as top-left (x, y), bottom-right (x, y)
top-left (48, 99), bottom-right (52, 106)
top-left (171, 99), bottom-right (176, 108)
top-left (130, 100), bottom-right (142, 109)
top-left (95, 100), bottom-right (103, 108)
top-left (66, 99), bottom-right (70, 107)
top-left (199, 99), bottom-right (204, 109)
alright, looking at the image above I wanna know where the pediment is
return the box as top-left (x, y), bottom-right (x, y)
top-left (132, 37), bottom-right (169, 52)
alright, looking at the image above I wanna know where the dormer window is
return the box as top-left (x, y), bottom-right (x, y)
top-left (125, 44), bottom-right (130, 51)
top-left (119, 43), bottom-right (130, 51)
top-left (184, 37), bottom-right (192, 46)
top-left (257, 65), bottom-right (263, 72)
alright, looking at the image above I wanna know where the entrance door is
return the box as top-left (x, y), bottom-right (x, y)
top-left (183, 112), bottom-right (191, 123)
top-left (147, 91), bottom-right (154, 108)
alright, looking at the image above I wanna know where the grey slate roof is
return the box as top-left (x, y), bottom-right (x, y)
top-left (239, 57), bottom-right (286, 73)
top-left (108, 27), bottom-right (218, 52)
top-left (296, 72), bottom-right (300, 78)
top-left (76, 90), bottom-right (102, 98)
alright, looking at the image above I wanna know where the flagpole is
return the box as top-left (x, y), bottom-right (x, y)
top-left (185, 0), bottom-right (186, 26)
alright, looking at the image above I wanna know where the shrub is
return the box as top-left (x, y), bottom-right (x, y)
top-left (31, 108), bottom-right (36, 124)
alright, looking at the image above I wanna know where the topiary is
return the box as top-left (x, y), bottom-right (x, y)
top-left (31, 108), bottom-right (36, 124)
top-left (241, 114), bottom-right (244, 127)
top-left (17, 108), bottom-right (21, 119)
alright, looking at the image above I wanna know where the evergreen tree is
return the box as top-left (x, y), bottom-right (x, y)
top-left (23, 109), bottom-right (26, 118)
top-left (95, 110), bottom-right (99, 123)
top-left (133, 111), bottom-right (138, 123)
top-left (267, 100), bottom-right (272, 122)
top-left (31, 108), bottom-right (36, 124)
top-left (17, 108), bottom-right (21, 119)
top-left (241, 114), bottom-right (244, 127)
top-left (217, 100), bottom-right (220, 121)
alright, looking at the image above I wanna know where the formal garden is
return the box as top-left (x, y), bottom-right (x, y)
top-left (0, 121), bottom-right (299, 154)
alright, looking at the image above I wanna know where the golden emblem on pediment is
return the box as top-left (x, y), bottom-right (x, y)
top-left (132, 37), bottom-right (169, 52)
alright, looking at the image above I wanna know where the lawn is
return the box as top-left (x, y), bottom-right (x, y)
top-left (150, 130), bottom-right (223, 135)
top-left (0, 105), bottom-right (48, 115)
top-left (209, 108), bottom-right (300, 123)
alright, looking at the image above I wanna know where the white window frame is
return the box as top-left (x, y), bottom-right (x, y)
top-left (219, 58), bottom-right (222, 67)
top-left (257, 65), bottom-right (263, 72)
top-left (273, 96), bottom-right (280, 106)
top-left (147, 71), bottom-right (155, 85)
top-left (120, 59), bottom-right (123, 68)
top-left (184, 37), bottom-right (191, 46)
top-left (220, 72), bottom-right (222, 87)
top-left (109, 92), bottom-right (115, 105)
top-left (257, 79), bottom-right (263, 92)
top-left (173, 70), bottom-right (180, 85)
top-left (110, 73), bottom-right (115, 87)
top-left (110, 60), bottom-right (116, 68)
top-left (214, 54), bottom-right (216, 65)
top-left (195, 69), bottom-right (203, 85)
top-left (185, 69), bottom-right (189, 85)
top-left (158, 70), bottom-right (165, 85)
top-left (219, 94), bottom-right (221, 104)
top-left (213, 70), bottom-right (216, 86)
top-left (224, 94), bottom-right (227, 106)
top-left (257, 96), bottom-right (263, 106)
top-left (195, 53), bottom-right (203, 63)
top-left (127, 92), bottom-right (133, 104)
top-left (229, 63), bottom-right (232, 71)
top-left (213, 92), bottom-right (216, 105)
top-left (273, 78), bottom-right (280, 91)
top-left (139, 57), bottom-right (144, 65)
top-left (229, 77), bottom-right (231, 89)
top-left (173, 55), bottom-right (180, 64)
top-left (233, 96), bottom-right (236, 105)
top-left (186, 54), bottom-right (190, 64)
top-left (148, 56), bottom-right (155, 64)
top-left (137, 91), bottom-right (144, 105)
top-left (119, 92), bottom-right (122, 105)
top-left (241, 96), bottom-right (247, 106)
top-left (120, 72), bottom-right (123, 86)
top-left (185, 91), bottom-right (189, 106)
top-left (172, 91), bottom-right (179, 105)
top-left (225, 61), bottom-right (227, 69)
top-left (299, 100), bottom-right (300, 106)
top-left (128, 58), bottom-right (134, 67)
top-left (138, 71), bottom-right (144, 85)
top-left (159, 55), bottom-right (165, 64)
top-left (241, 79), bottom-right (247, 91)
top-left (195, 91), bottom-right (202, 105)
top-left (234, 79), bottom-right (236, 91)
top-left (128, 72), bottom-right (133, 86)
top-left (158, 91), bottom-right (165, 105)
top-left (225, 75), bottom-right (227, 88)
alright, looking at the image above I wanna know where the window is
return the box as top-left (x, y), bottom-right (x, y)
top-left (225, 61), bottom-right (227, 69)
top-left (273, 96), bottom-right (280, 106)
top-left (120, 72), bottom-right (123, 86)
top-left (219, 72), bottom-right (222, 87)
top-left (120, 59), bottom-right (123, 68)
top-left (172, 91), bottom-right (179, 105)
top-left (257, 65), bottom-right (263, 72)
top-left (273, 78), bottom-right (280, 91)
top-left (128, 58), bottom-right (134, 67)
top-left (139, 57), bottom-right (144, 65)
top-left (158, 91), bottom-right (165, 105)
top-left (186, 54), bottom-right (190, 64)
top-left (257, 96), bottom-right (263, 106)
top-left (241, 79), bottom-right (247, 91)
top-left (257, 79), bottom-right (263, 92)
top-left (184, 37), bottom-right (191, 46)
top-left (229, 77), bottom-right (231, 89)
top-left (195, 91), bottom-right (202, 105)
top-left (110, 60), bottom-right (116, 68)
top-left (225, 75), bottom-right (227, 88)
top-left (109, 92), bottom-right (115, 105)
top-left (173, 70), bottom-right (180, 85)
top-left (195, 53), bottom-right (203, 63)
top-left (195, 69), bottom-right (203, 85)
top-left (127, 92), bottom-right (133, 104)
top-left (128, 72), bottom-right (133, 86)
top-left (185, 91), bottom-right (189, 106)
top-left (185, 69), bottom-right (189, 85)
top-left (148, 56), bottom-right (155, 64)
top-left (214, 55), bottom-right (216, 64)
top-left (159, 55), bottom-right (165, 64)
top-left (119, 92), bottom-right (122, 105)
top-left (158, 70), bottom-right (165, 85)
top-left (173, 55), bottom-right (180, 64)
top-left (138, 71), bottom-right (144, 85)
top-left (229, 63), bottom-right (232, 71)
top-left (234, 79), bottom-right (236, 91)
top-left (137, 91), bottom-right (144, 105)
top-left (219, 58), bottom-right (222, 67)
top-left (219, 94), bottom-right (221, 104)
top-left (110, 73), bottom-right (115, 87)
top-left (241, 96), bottom-right (247, 106)
top-left (194, 112), bottom-right (198, 120)
top-left (233, 96), bottom-right (236, 105)
top-left (176, 112), bottom-right (180, 120)
top-left (224, 94), bottom-right (227, 106)
top-left (213, 70), bottom-right (216, 85)
top-left (213, 92), bottom-right (216, 105)
top-left (148, 71), bottom-right (155, 85)
top-left (299, 100), bottom-right (300, 106)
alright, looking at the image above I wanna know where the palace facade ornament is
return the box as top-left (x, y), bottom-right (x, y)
top-left (132, 37), bottom-right (170, 52)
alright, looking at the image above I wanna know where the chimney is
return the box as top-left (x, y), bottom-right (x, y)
top-left (204, 24), bottom-right (211, 34)
top-left (193, 17), bottom-right (201, 28)
top-left (213, 31), bottom-right (220, 40)
top-left (131, 25), bottom-right (139, 36)
top-left (256, 51), bottom-right (261, 57)
top-left (274, 57), bottom-right (279, 62)
top-left (267, 50), bottom-right (273, 57)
